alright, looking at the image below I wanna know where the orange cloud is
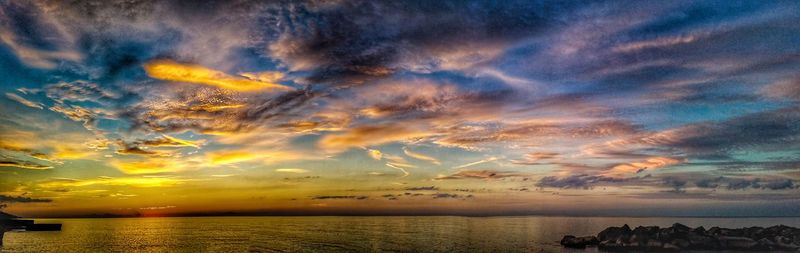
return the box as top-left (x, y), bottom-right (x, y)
top-left (319, 124), bottom-right (434, 152)
top-left (52, 145), bottom-right (96, 160)
top-left (206, 149), bottom-right (303, 165)
top-left (208, 151), bottom-right (257, 165)
top-left (366, 149), bottom-right (383, 160)
top-left (143, 59), bottom-right (293, 92)
top-left (112, 159), bottom-right (183, 174)
top-left (38, 177), bottom-right (185, 188)
top-left (142, 135), bottom-right (203, 148)
top-left (604, 157), bottom-right (684, 177)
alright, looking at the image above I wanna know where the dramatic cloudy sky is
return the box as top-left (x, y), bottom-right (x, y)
top-left (1, 1), bottom-right (799, 217)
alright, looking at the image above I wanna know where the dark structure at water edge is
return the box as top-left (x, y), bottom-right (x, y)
top-left (561, 223), bottom-right (800, 251)
top-left (0, 212), bottom-right (61, 245)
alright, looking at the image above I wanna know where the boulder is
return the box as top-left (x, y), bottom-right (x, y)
top-left (597, 240), bottom-right (624, 251)
top-left (718, 236), bottom-right (758, 250)
top-left (597, 224), bottom-right (631, 242)
top-left (662, 243), bottom-right (681, 251)
top-left (756, 238), bottom-right (776, 250)
top-left (560, 235), bottom-right (599, 249)
top-left (693, 226), bottom-right (706, 234)
top-left (670, 238), bottom-right (689, 249)
top-left (687, 233), bottom-right (718, 249)
top-left (671, 223), bottom-right (691, 232)
top-left (773, 236), bottom-right (799, 251)
top-left (644, 239), bottom-right (663, 248)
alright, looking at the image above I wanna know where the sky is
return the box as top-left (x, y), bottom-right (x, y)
top-left (0, 0), bottom-right (799, 217)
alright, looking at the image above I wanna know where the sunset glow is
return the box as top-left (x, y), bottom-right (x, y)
top-left (0, 1), bottom-right (798, 218)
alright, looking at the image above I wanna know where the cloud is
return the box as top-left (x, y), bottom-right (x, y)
top-left (431, 193), bottom-right (473, 199)
top-left (604, 157), bottom-right (684, 177)
top-left (311, 195), bottom-right (368, 200)
top-left (435, 170), bottom-right (525, 180)
top-left (203, 149), bottom-right (305, 167)
top-left (694, 177), bottom-right (724, 188)
top-left (45, 81), bottom-right (119, 103)
top-left (5, 93), bottom-right (43, 109)
top-left (402, 147), bottom-right (440, 165)
top-left (510, 152), bottom-right (560, 165)
top-left (0, 194), bottom-right (52, 203)
top-left (405, 186), bottom-right (437, 191)
top-left (453, 157), bottom-right (499, 169)
top-left (114, 135), bottom-right (204, 156)
top-left (535, 174), bottom-right (636, 189)
top-left (275, 168), bottom-right (309, 173)
top-left (612, 34), bottom-right (699, 53)
top-left (319, 124), bottom-right (433, 152)
top-left (115, 145), bottom-right (159, 156)
top-left (0, 141), bottom-right (57, 163)
top-left (0, 159), bottom-right (53, 170)
top-left (111, 159), bottom-right (185, 174)
top-left (724, 178), bottom-right (797, 191)
top-left (385, 163), bottom-right (410, 178)
top-left (761, 76), bottom-right (800, 100)
top-left (267, 1), bottom-right (571, 85)
top-left (207, 151), bottom-right (258, 165)
top-left (48, 104), bottom-right (100, 131)
top-left (594, 107), bottom-right (800, 161)
top-left (435, 120), bottom-right (641, 151)
top-left (38, 176), bottom-right (187, 188)
top-left (143, 59), bottom-right (293, 92)
top-left (139, 205), bottom-right (176, 210)
top-left (366, 149), bottom-right (383, 160)
top-left (0, 27), bottom-right (81, 69)
top-left (141, 135), bottom-right (203, 148)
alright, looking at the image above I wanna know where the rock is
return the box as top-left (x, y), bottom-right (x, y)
top-left (645, 239), bottom-right (662, 248)
top-left (597, 224), bottom-right (631, 242)
top-left (670, 238), bottom-right (689, 249)
top-left (693, 226), bottom-right (706, 234)
top-left (597, 240), bottom-right (623, 251)
top-left (687, 233), bottom-right (718, 249)
top-left (756, 238), bottom-right (776, 250)
top-left (773, 236), bottom-right (799, 251)
top-left (560, 235), bottom-right (599, 249)
top-left (662, 243), bottom-right (681, 251)
top-left (671, 223), bottom-right (691, 232)
top-left (719, 236), bottom-right (758, 250)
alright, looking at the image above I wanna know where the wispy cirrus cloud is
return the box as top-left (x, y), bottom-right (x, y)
top-left (5, 93), bottom-right (43, 109)
top-left (402, 147), bottom-right (440, 165)
top-left (435, 170), bottom-right (525, 180)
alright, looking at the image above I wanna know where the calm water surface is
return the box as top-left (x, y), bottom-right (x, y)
top-left (2, 216), bottom-right (798, 253)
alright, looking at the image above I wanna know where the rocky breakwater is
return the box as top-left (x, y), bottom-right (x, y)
top-left (560, 223), bottom-right (800, 251)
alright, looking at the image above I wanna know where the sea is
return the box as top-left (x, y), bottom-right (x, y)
top-left (2, 216), bottom-right (798, 252)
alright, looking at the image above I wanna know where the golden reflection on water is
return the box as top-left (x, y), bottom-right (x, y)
top-left (2, 217), bottom-right (799, 252)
